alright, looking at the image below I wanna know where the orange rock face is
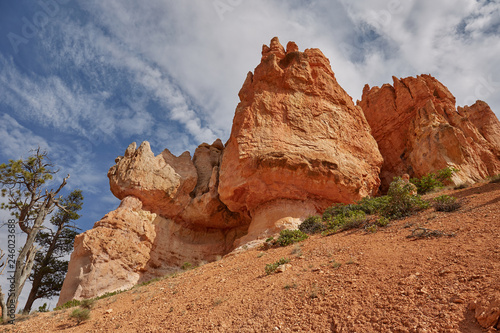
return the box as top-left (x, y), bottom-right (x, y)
top-left (358, 75), bottom-right (500, 191)
top-left (59, 140), bottom-right (249, 305)
top-left (57, 194), bottom-right (247, 306)
top-left (219, 37), bottom-right (383, 245)
top-left (108, 140), bottom-right (246, 229)
top-left (57, 196), bottom-right (157, 306)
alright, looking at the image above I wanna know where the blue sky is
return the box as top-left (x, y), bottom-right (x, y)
top-left (1, 0), bottom-right (499, 311)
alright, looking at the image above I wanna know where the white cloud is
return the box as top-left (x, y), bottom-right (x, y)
top-left (0, 113), bottom-right (107, 197)
top-left (0, 114), bottom-right (50, 159)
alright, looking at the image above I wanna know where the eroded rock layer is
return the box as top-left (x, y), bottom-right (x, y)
top-left (218, 37), bottom-right (383, 244)
top-left (358, 74), bottom-right (500, 191)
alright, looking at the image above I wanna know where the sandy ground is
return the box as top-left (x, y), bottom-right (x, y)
top-left (4, 181), bottom-right (500, 332)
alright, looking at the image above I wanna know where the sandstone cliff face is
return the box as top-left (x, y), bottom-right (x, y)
top-left (219, 37), bottom-right (383, 245)
top-left (358, 75), bottom-right (500, 191)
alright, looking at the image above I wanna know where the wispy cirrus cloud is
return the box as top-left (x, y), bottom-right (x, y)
top-left (0, 114), bottom-right (50, 159)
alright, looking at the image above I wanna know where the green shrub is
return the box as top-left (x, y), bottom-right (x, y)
top-left (382, 177), bottom-right (430, 219)
top-left (265, 258), bottom-right (290, 275)
top-left (410, 167), bottom-right (458, 194)
top-left (181, 262), bottom-right (192, 270)
top-left (299, 216), bottom-right (324, 234)
top-left (94, 289), bottom-right (126, 301)
top-left (275, 229), bottom-right (308, 247)
top-left (69, 308), bottom-right (90, 324)
top-left (354, 196), bottom-right (390, 215)
top-left (54, 299), bottom-right (81, 310)
top-left (323, 203), bottom-right (361, 222)
top-left (436, 167), bottom-right (459, 183)
top-left (339, 211), bottom-right (367, 230)
top-left (323, 204), bottom-right (367, 231)
top-left (80, 299), bottom-right (95, 310)
top-left (37, 303), bottom-right (49, 313)
top-left (433, 195), bottom-right (461, 212)
top-left (376, 217), bottom-right (390, 227)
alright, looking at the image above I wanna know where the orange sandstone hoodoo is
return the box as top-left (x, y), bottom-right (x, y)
top-left (218, 37), bottom-right (383, 246)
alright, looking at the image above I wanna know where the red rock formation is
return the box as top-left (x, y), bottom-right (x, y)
top-left (219, 37), bottom-right (383, 245)
top-left (58, 141), bottom-right (249, 306)
top-left (358, 75), bottom-right (500, 191)
top-left (58, 196), bottom-right (157, 305)
top-left (108, 140), bottom-right (246, 229)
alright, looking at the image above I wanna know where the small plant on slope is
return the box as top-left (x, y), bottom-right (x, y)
top-left (323, 204), bottom-right (368, 232)
top-left (69, 308), bottom-right (90, 325)
top-left (275, 230), bottom-right (308, 247)
top-left (299, 216), bottom-right (324, 234)
top-left (410, 167), bottom-right (458, 194)
top-left (382, 177), bottom-right (429, 219)
top-left (433, 195), bottom-right (461, 212)
top-left (265, 258), bottom-right (290, 275)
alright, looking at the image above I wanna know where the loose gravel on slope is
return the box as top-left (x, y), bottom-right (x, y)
top-left (6, 181), bottom-right (500, 333)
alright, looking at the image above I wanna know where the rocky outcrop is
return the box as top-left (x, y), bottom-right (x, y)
top-left (59, 38), bottom-right (500, 306)
top-left (58, 196), bottom-right (157, 304)
top-left (58, 140), bottom-right (249, 306)
top-left (219, 37), bottom-right (383, 245)
top-left (358, 75), bottom-right (500, 191)
top-left (108, 140), bottom-right (246, 229)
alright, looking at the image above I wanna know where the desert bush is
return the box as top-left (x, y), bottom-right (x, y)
top-left (382, 177), bottom-right (430, 219)
top-left (275, 229), bottom-right (308, 247)
top-left (181, 262), bottom-right (192, 270)
top-left (80, 299), bottom-right (95, 310)
top-left (324, 205), bottom-right (367, 231)
top-left (54, 299), bottom-right (81, 310)
top-left (433, 195), bottom-right (461, 212)
top-left (299, 216), bottom-right (324, 234)
top-left (339, 211), bottom-right (367, 230)
top-left (55, 290), bottom-right (127, 311)
top-left (323, 203), bottom-right (360, 222)
top-left (436, 167), bottom-right (459, 183)
top-left (410, 167), bottom-right (458, 194)
top-left (69, 308), bottom-right (90, 325)
top-left (94, 289), bottom-right (126, 301)
top-left (354, 196), bottom-right (390, 215)
top-left (376, 216), bottom-right (390, 227)
top-left (37, 303), bottom-right (49, 313)
top-left (265, 258), bottom-right (290, 275)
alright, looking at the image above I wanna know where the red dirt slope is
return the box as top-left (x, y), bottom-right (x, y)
top-left (6, 181), bottom-right (500, 332)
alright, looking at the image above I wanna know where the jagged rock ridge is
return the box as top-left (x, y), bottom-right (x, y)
top-left (358, 74), bottom-right (500, 191)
